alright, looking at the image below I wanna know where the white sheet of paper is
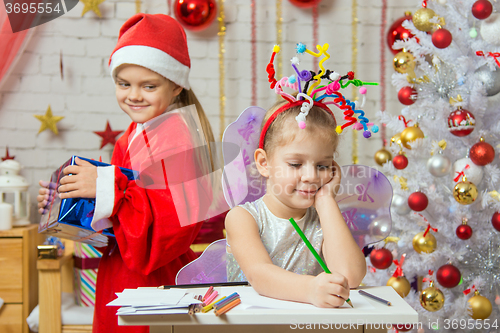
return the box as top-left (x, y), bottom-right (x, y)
top-left (107, 289), bottom-right (189, 307)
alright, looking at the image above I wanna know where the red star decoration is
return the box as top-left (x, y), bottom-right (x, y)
top-left (94, 121), bottom-right (122, 149)
top-left (2, 147), bottom-right (15, 161)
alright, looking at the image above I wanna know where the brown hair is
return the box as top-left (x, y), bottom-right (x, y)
top-left (175, 88), bottom-right (216, 170)
top-left (261, 99), bottom-right (339, 157)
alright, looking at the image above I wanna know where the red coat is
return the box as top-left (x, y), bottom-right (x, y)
top-left (92, 117), bottom-right (205, 333)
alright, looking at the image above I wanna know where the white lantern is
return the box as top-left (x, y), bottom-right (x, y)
top-left (0, 160), bottom-right (30, 226)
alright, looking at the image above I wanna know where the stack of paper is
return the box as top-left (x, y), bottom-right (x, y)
top-left (107, 288), bottom-right (202, 315)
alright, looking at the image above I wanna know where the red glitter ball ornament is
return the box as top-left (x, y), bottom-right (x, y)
top-left (398, 86), bottom-right (417, 105)
top-left (387, 13), bottom-right (415, 55)
top-left (492, 212), bottom-right (500, 232)
top-left (408, 192), bottom-right (428, 211)
top-left (447, 108), bottom-right (475, 137)
top-left (472, 0), bottom-right (493, 20)
top-left (369, 248), bottom-right (393, 270)
top-left (436, 264), bottom-right (461, 288)
top-left (174, 0), bottom-right (217, 31)
top-left (288, 0), bottom-right (322, 8)
top-left (432, 28), bottom-right (453, 49)
top-left (456, 224), bottom-right (473, 240)
top-left (469, 138), bottom-right (495, 166)
top-left (393, 154), bottom-right (409, 170)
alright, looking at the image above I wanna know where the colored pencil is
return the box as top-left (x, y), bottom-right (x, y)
top-left (157, 281), bottom-right (249, 289)
top-left (202, 286), bottom-right (214, 301)
top-left (203, 290), bottom-right (219, 306)
top-left (213, 292), bottom-right (239, 310)
top-left (288, 217), bottom-right (353, 308)
top-left (359, 290), bottom-right (391, 306)
top-left (202, 296), bottom-right (226, 313)
top-left (214, 298), bottom-right (241, 316)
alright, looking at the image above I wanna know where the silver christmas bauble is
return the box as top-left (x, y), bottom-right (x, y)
top-left (392, 194), bottom-right (411, 215)
top-left (368, 216), bottom-right (392, 238)
top-left (427, 153), bottom-right (452, 177)
top-left (475, 65), bottom-right (500, 97)
top-left (453, 157), bottom-right (483, 185)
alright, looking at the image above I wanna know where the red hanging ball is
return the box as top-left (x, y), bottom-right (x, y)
top-left (408, 192), bottom-right (428, 211)
top-left (174, 0), bottom-right (217, 31)
top-left (398, 86), bottom-right (417, 105)
top-left (456, 224), bottom-right (473, 240)
top-left (447, 108), bottom-right (475, 137)
top-left (393, 154), bottom-right (409, 170)
top-left (436, 264), bottom-right (461, 288)
top-left (432, 28), bottom-right (453, 49)
top-left (387, 13), bottom-right (415, 55)
top-left (369, 248), bottom-right (393, 270)
top-left (288, 0), bottom-right (322, 8)
top-left (492, 212), bottom-right (500, 232)
top-left (469, 139), bottom-right (495, 166)
top-left (472, 0), bottom-right (493, 20)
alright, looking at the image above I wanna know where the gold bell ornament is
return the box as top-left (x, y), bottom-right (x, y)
top-left (387, 254), bottom-right (411, 298)
top-left (400, 123), bottom-right (425, 150)
top-left (453, 175), bottom-right (478, 205)
top-left (467, 290), bottom-right (492, 320)
top-left (420, 280), bottom-right (445, 312)
top-left (413, 224), bottom-right (438, 254)
top-left (374, 147), bottom-right (392, 166)
top-left (412, 7), bottom-right (436, 32)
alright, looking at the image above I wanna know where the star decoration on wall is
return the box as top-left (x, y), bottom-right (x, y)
top-left (80, 0), bottom-right (106, 17)
top-left (34, 105), bottom-right (64, 135)
top-left (2, 147), bottom-right (15, 161)
top-left (94, 120), bottom-right (122, 149)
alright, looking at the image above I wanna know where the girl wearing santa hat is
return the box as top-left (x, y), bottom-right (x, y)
top-left (38, 13), bottom-right (215, 332)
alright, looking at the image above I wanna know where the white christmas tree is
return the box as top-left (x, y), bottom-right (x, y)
top-left (364, 0), bottom-right (500, 331)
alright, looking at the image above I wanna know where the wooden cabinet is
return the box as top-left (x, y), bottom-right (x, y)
top-left (0, 225), bottom-right (44, 333)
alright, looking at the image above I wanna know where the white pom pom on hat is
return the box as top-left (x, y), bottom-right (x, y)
top-left (109, 13), bottom-right (191, 89)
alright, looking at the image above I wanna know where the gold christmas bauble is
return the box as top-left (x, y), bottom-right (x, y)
top-left (374, 148), bottom-right (392, 166)
top-left (412, 8), bottom-right (436, 32)
top-left (420, 282), bottom-right (445, 312)
top-left (412, 231), bottom-right (437, 254)
top-left (390, 133), bottom-right (402, 147)
top-left (400, 124), bottom-right (425, 149)
top-left (453, 180), bottom-right (478, 205)
top-left (467, 291), bottom-right (492, 320)
top-left (387, 276), bottom-right (411, 298)
top-left (393, 51), bottom-right (416, 74)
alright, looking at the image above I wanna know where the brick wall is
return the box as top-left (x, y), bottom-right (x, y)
top-left (0, 0), bottom-right (419, 222)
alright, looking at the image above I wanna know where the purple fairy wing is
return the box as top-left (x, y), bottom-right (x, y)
top-left (336, 165), bottom-right (393, 249)
top-left (221, 106), bottom-right (267, 208)
top-left (175, 239), bottom-right (227, 285)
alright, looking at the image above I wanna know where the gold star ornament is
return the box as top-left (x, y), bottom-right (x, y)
top-left (34, 105), bottom-right (64, 135)
top-left (80, 0), bottom-right (106, 17)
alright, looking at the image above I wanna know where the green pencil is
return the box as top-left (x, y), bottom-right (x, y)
top-left (289, 217), bottom-right (353, 308)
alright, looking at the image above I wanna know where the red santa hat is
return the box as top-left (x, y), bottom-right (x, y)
top-left (109, 13), bottom-right (191, 90)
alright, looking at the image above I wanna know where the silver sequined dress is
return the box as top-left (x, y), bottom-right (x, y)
top-left (226, 197), bottom-right (325, 282)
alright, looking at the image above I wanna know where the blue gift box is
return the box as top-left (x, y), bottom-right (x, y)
top-left (38, 156), bottom-right (138, 247)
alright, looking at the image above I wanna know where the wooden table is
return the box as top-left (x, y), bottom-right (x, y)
top-left (118, 286), bottom-right (419, 333)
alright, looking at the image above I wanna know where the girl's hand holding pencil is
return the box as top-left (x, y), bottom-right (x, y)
top-left (307, 272), bottom-right (351, 308)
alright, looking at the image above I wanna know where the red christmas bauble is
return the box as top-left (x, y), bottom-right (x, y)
top-left (288, 0), bottom-right (322, 8)
top-left (472, 0), bottom-right (493, 20)
top-left (432, 28), bottom-right (452, 49)
top-left (369, 248), bottom-right (393, 270)
top-left (492, 212), bottom-right (500, 232)
top-left (456, 224), bottom-right (473, 240)
top-left (436, 264), bottom-right (461, 288)
top-left (387, 14), bottom-right (415, 55)
top-left (393, 154), bottom-right (409, 170)
top-left (470, 139), bottom-right (495, 166)
top-left (174, 0), bottom-right (217, 31)
top-left (447, 108), bottom-right (475, 137)
top-left (408, 192), bottom-right (428, 211)
top-left (398, 86), bottom-right (417, 105)
top-left (392, 324), bottom-right (414, 332)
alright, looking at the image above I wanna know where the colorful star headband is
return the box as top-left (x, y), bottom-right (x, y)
top-left (265, 43), bottom-right (379, 139)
